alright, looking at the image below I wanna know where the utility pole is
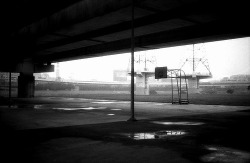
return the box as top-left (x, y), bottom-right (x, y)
top-left (128, 0), bottom-right (137, 121)
top-left (8, 71), bottom-right (11, 108)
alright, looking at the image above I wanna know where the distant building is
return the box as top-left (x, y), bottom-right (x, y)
top-left (221, 74), bottom-right (250, 82)
top-left (0, 72), bottom-right (19, 97)
top-left (34, 73), bottom-right (57, 81)
top-left (0, 72), bottom-right (19, 83)
top-left (34, 73), bottom-right (50, 80)
top-left (113, 70), bottom-right (128, 82)
top-left (221, 77), bottom-right (230, 81)
top-left (229, 74), bottom-right (250, 81)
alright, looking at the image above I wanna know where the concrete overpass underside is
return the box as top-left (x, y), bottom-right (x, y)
top-left (1, 0), bottom-right (250, 98)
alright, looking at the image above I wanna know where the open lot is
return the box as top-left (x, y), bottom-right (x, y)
top-left (1, 96), bottom-right (250, 163)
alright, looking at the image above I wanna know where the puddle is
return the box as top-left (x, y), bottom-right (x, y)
top-left (65, 98), bottom-right (76, 100)
top-left (34, 105), bottom-right (43, 109)
top-left (155, 103), bottom-right (165, 106)
top-left (107, 114), bottom-right (115, 116)
top-left (7, 104), bottom-right (44, 109)
top-left (110, 109), bottom-right (122, 111)
top-left (116, 101), bottom-right (130, 104)
top-left (92, 100), bottom-right (130, 104)
top-left (92, 100), bottom-right (117, 103)
top-left (96, 100), bottom-right (114, 102)
top-left (124, 130), bottom-right (186, 140)
top-left (201, 145), bottom-right (250, 163)
top-left (153, 121), bottom-right (204, 126)
top-left (52, 107), bottom-right (107, 111)
top-left (7, 105), bottom-right (18, 109)
top-left (92, 101), bottom-right (116, 104)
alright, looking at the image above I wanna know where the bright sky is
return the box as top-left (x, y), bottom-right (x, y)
top-left (48, 37), bottom-right (250, 81)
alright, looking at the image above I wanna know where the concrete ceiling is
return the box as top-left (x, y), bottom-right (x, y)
top-left (2, 0), bottom-right (250, 65)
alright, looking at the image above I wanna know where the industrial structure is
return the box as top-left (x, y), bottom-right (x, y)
top-left (179, 44), bottom-right (212, 92)
top-left (127, 43), bottom-right (212, 95)
top-left (127, 52), bottom-right (156, 95)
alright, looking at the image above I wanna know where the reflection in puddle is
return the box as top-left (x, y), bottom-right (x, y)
top-left (107, 114), bottom-right (115, 116)
top-left (92, 101), bottom-right (116, 104)
top-left (96, 100), bottom-right (113, 102)
top-left (155, 103), bottom-right (165, 106)
top-left (8, 105), bottom-right (44, 109)
top-left (125, 130), bottom-right (186, 140)
top-left (34, 105), bottom-right (43, 109)
top-left (8, 105), bottom-right (18, 109)
top-left (92, 101), bottom-right (129, 104)
top-left (65, 98), bottom-right (76, 100)
top-left (201, 145), bottom-right (250, 163)
top-left (110, 109), bottom-right (122, 111)
top-left (153, 121), bottom-right (204, 126)
top-left (53, 107), bottom-right (107, 111)
top-left (116, 101), bottom-right (130, 104)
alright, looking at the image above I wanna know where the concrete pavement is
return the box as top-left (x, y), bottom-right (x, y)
top-left (1, 97), bottom-right (250, 163)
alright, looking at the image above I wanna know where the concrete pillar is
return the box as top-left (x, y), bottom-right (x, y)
top-left (14, 61), bottom-right (54, 98)
top-left (135, 73), bottom-right (150, 95)
top-left (136, 75), bottom-right (145, 95)
top-left (18, 73), bottom-right (35, 98)
top-left (17, 61), bottom-right (35, 98)
top-left (188, 78), bottom-right (200, 93)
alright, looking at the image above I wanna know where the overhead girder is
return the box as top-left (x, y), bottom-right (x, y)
top-left (34, 19), bottom-right (249, 63)
top-left (36, 1), bottom-right (219, 51)
top-left (13, 0), bottom-right (135, 38)
top-left (2, 0), bottom-right (250, 65)
top-left (4, 0), bottom-right (83, 36)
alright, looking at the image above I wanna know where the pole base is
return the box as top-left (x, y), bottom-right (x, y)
top-left (127, 117), bottom-right (137, 122)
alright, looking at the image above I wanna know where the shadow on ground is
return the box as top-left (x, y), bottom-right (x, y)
top-left (1, 109), bottom-right (250, 163)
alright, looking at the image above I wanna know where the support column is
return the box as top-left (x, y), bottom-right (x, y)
top-left (135, 73), bottom-right (150, 95)
top-left (18, 73), bottom-right (35, 98)
top-left (188, 78), bottom-right (200, 93)
top-left (136, 75), bottom-right (144, 95)
top-left (17, 61), bottom-right (35, 98)
top-left (15, 61), bottom-right (54, 98)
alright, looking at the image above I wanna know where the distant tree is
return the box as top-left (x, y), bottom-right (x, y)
top-left (248, 85), bottom-right (250, 91)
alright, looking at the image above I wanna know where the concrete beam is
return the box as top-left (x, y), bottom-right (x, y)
top-left (0, 62), bottom-right (54, 73)
top-left (14, 0), bottom-right (134, 38)
top-left (34, 64), bottom-right (54, 73)
top-left (36, 1), bottom-right (213, 51)
top-left (4, 0), bottom-right (82, 34)
top-left (35, 19), bottom-right (250, 63)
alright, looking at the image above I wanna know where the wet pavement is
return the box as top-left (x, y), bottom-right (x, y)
top-left (201, 145), bottom-right (250, 163)
top-left (1, 97), bottom-right (249, 130)
top-left (1, 97), bottom-right (250, 163)
top-left (122, 130), bottom-right (187, 140)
